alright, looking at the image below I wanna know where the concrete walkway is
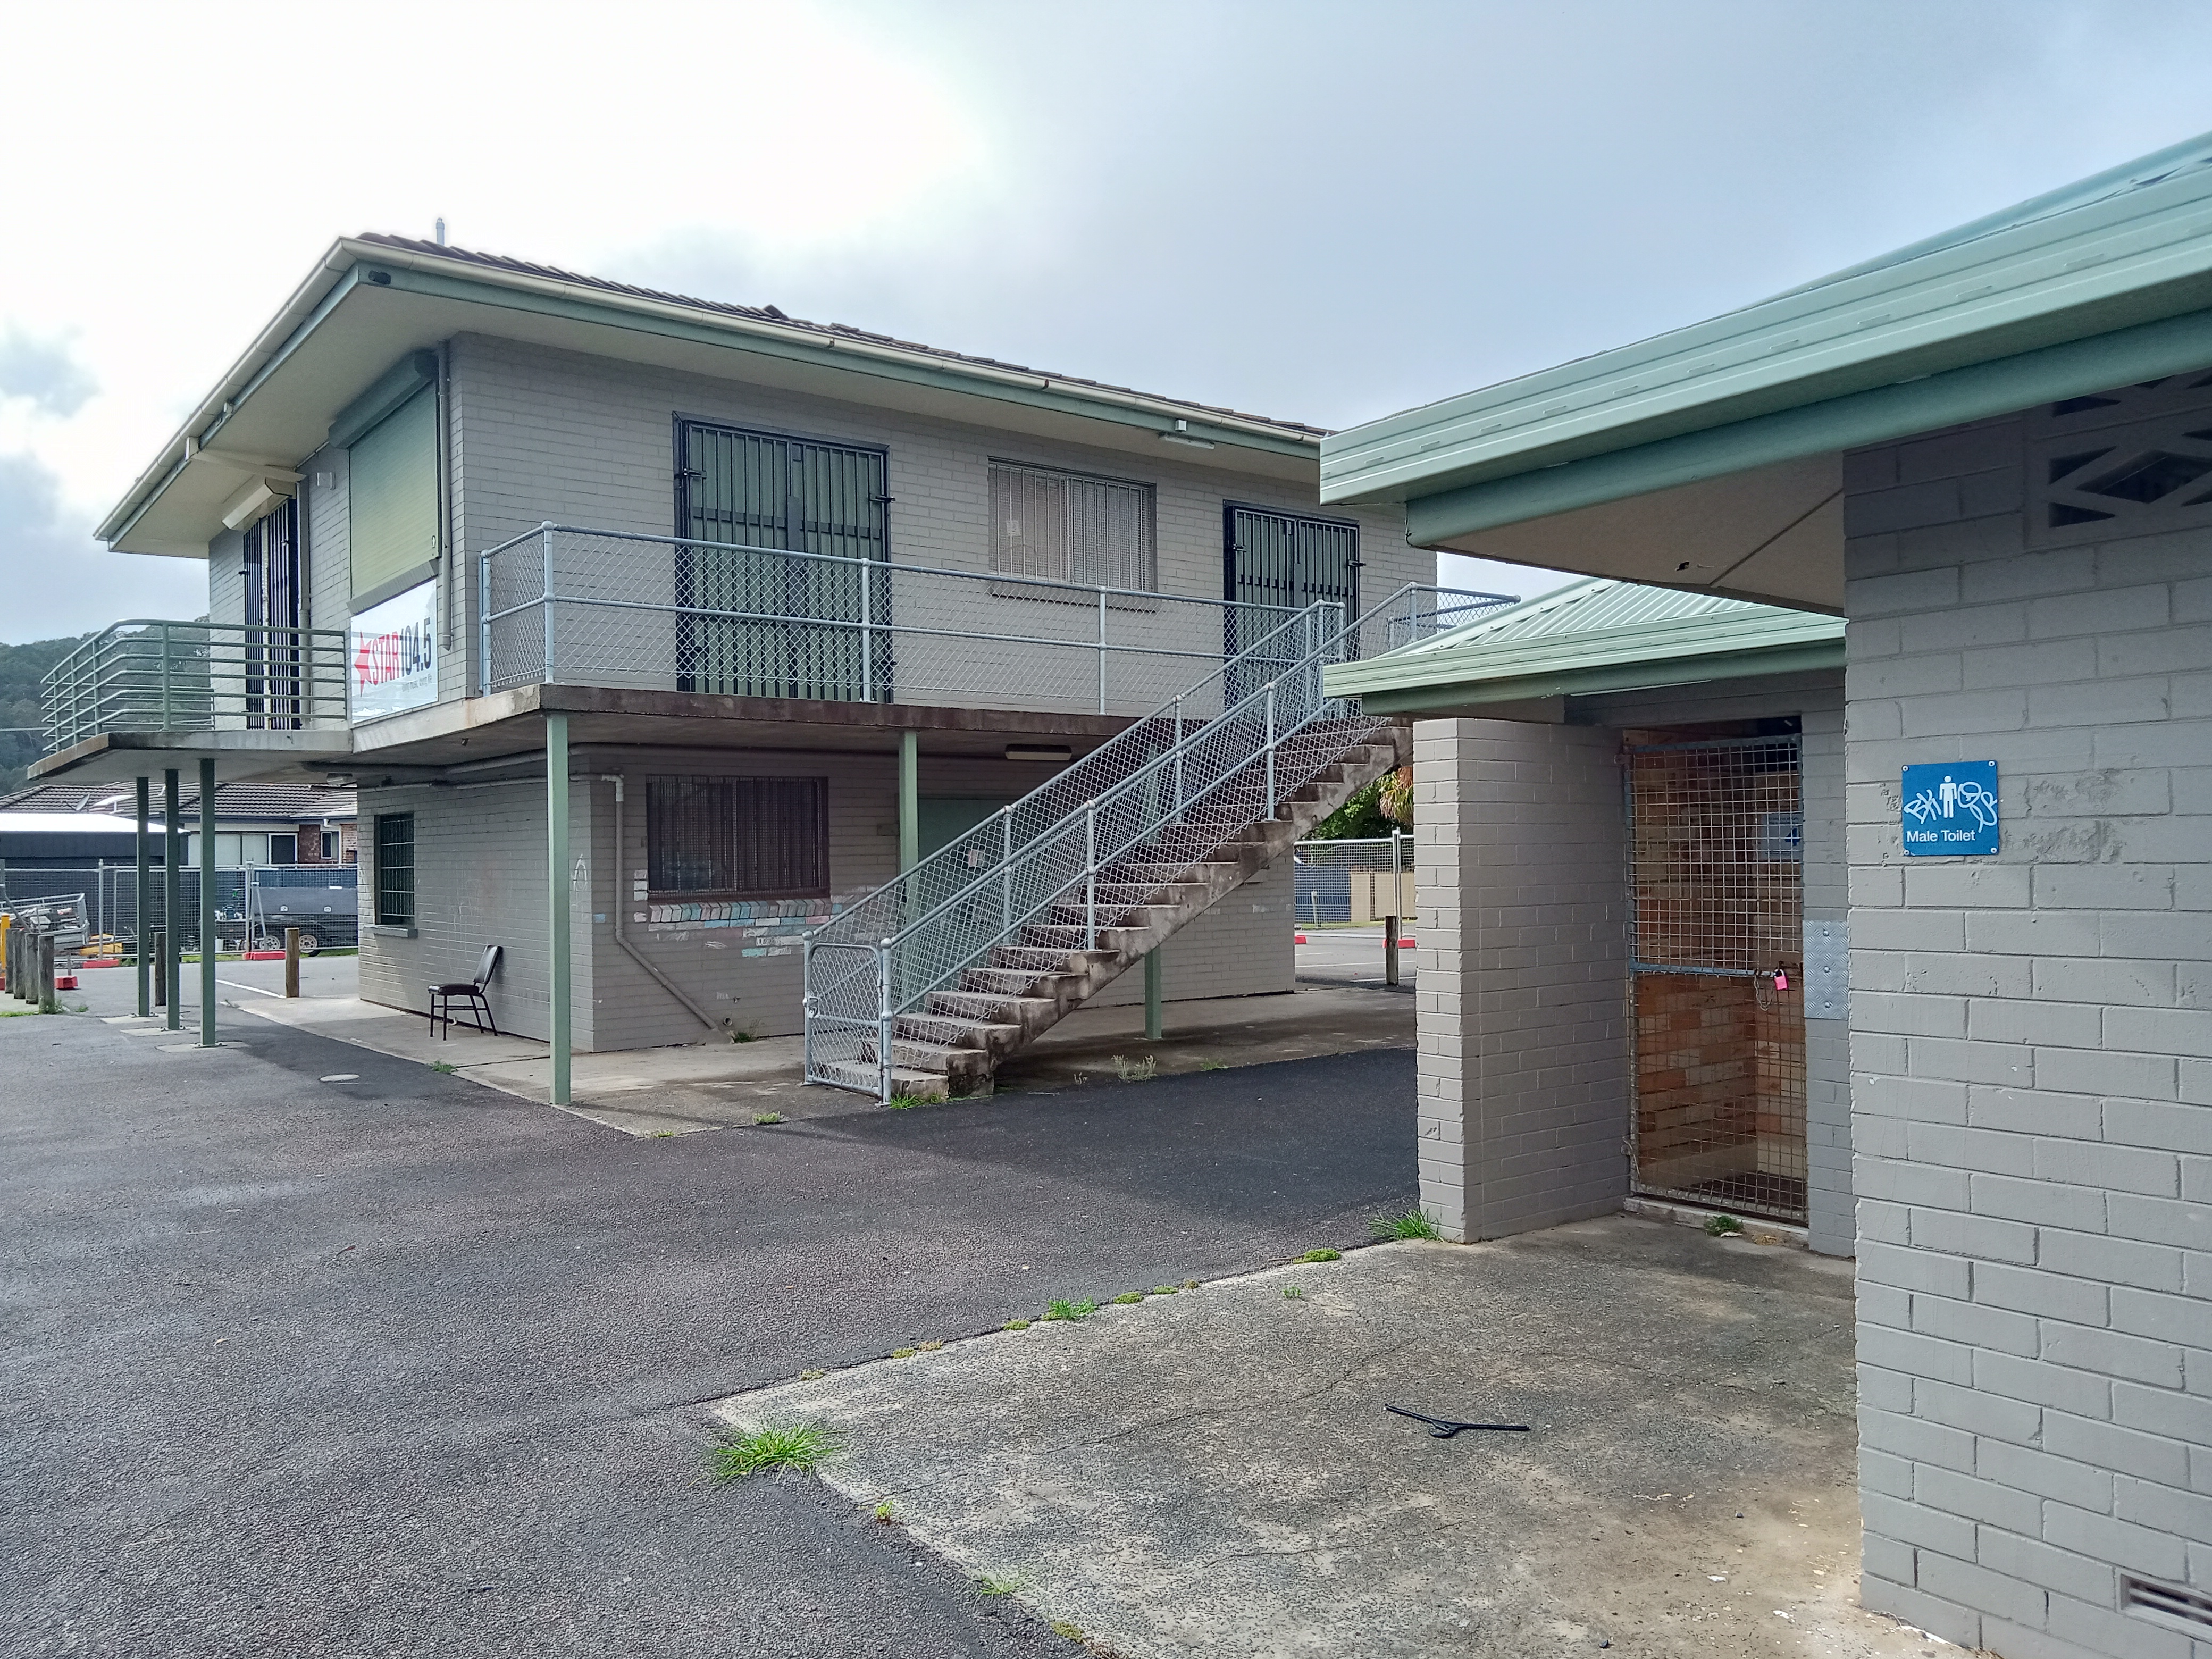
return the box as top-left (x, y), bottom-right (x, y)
top-left (227, 985), bottom-right (1415, 1136)
top-left (719, 1219), bottom-right (1955, 1659)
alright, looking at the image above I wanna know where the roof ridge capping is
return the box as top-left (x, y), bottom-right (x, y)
top-left (1320, 127), bottom-right (2212, 518)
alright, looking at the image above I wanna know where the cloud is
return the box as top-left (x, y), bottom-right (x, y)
top-left (0, 328), bottom-right (96, 418)
top-left (0, 452), bottom-right (204, 643)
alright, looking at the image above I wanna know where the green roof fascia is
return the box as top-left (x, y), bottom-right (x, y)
top-left (1319, 131), bottom-right (2212, 512)
top-left (1404, 301), bottom-right (2212, 545)
top-left (1340, 637), bottom-right (1846, 715)
top-left (376, 263), bottom-right (1319, 460)
top-left (1324, 606), bottom-right (1842, 702)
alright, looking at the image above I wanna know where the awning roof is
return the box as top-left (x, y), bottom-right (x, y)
top-left (1318, 131), bottom-right (2212, 611)
top-left (1323, 577), bottom-right (1843, 715)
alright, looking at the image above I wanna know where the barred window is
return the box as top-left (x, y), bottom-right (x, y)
top-left (990, 461), bottom-right (1156, 591)
top-left (373, 813), bottom-right (415, 926)
top-left (647, 776), bottom-right (828, 900)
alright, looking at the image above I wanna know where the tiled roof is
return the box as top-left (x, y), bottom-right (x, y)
top-left (0, 781), bottom-right (356, 820)
top-left (358, 233), bottom-right (1331, 439)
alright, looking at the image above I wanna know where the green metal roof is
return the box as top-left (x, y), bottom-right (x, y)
top-left (1325, 577), bottom-right (1844, 714)
top-left (1320, 131), bottom-right (2212, 540)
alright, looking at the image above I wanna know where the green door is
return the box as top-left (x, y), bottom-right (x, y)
top-left (676, 422), bottom-right (892, 700)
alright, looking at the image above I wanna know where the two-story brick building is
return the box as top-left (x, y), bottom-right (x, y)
top-left (41, 236), bottom-right (1460, 1088)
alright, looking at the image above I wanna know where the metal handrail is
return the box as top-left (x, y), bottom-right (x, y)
top-left (803, 581), bottom-right (1489, 1097)
top-left (41, 619), bottom-right (351, 754)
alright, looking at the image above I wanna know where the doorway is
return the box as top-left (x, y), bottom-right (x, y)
top-left (1625, 728), bottom-right (1808, 1224)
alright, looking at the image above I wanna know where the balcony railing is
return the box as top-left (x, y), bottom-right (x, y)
top-left (43, 621), bottom-right (351, 754)
top-left (479, 524), bottom-right (1510, 720)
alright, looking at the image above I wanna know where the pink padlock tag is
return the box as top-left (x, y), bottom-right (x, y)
top-left (1774, 969), bottom-right (1789, 991)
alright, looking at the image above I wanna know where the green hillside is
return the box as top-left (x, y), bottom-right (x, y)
top-left (0, 635), bottom-right (89, 796)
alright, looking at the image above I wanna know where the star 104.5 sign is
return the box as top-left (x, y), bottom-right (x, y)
top-left (1901, 760), bottom-right (2000, 857)
top-left (349, 580), bottom-right (439, 723)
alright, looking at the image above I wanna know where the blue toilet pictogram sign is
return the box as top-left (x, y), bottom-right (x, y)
top-left (1901, 760), bottom-right (2000, 856)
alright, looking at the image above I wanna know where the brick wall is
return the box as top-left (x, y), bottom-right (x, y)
top-left (1412, 717), bottom-right (1631, 1241)
top-left (1844, 403), bottom-right (2212, 1657)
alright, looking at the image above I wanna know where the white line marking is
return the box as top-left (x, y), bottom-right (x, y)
top-left (216, 978), bottom-right (281, 997)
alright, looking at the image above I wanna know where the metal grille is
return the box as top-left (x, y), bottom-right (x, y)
top-left (991, 462), bottom-right (1155, 590)
top-left (373, 813), bottom-right (415, 927)
top-left (41, 619), bottom-right (349, 753)
top-left (1627, 735), bottom-right (1807, 1224)
top-left (1227, 503), bottom-right (1359, 616)
top-left (645, 776), bottom-right (827, 900)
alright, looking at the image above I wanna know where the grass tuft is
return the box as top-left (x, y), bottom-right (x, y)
top-left (1181, 1278), bottom-right (1198, 1291)
top-left (1150, 1285), bottom-right (1179, 1296)
top-left (1371, 1207), bottom-right (1444, 1241)
top-left (1704, 1213), bottom-right (1745, 1236)
top-left (730, 1025), bottom-right (757, 1043)
top-left (1044, 1298), bottom-right (1097, 1322)
top-left (1050, 1622), bottom-right (1085, 1641)
top-left (799, 1369), bottom-right (826, 1381)
top-left (1111, 1291), bottom-right (1145, 1305)
top-left (918, 1340), bottom-right (944, 1351)
top-left (708, 1423), bottom-right (842, 1481)
top-left (1003, 1318), bottom-right (1032, 1330)
top-left (975, 1573), bottom-right (1023, 1596)
top-left (431, 1061), bottom-right (457, 1075)
top-left (753, 1111), bottom-right (785, 1125)
top-left (874, 1499), bottom-right (896, 1523)
top-left (1196, 1058), bottom-right (1230, 1071)
top-left (1111, 1054), bottom-right (1158, 1083)
top-left (886, 1094), bottom-right (928, 1111)
top-left (1298, 1248), bottom-right (1342, 1263)
top-left (891, 1347), bottom-right (917, 1359)
top-left (651, 1130), bottom-right (678, 1139)
top-left (1283, 1284), bottom-right (1305, 1300)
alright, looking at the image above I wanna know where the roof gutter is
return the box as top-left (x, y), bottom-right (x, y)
top-left (1339, 639), bottom-right (1847, 715)
top-left (1403, 301), bottom-right (2212, 546)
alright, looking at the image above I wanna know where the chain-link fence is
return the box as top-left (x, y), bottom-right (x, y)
top-left (0, 862), bottom-right (360, 952)
top-left (1292, 835), bottom-right (1412, 927)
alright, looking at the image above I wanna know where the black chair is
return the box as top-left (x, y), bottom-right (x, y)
top-left (429, 944), bottom-right (502, 1038)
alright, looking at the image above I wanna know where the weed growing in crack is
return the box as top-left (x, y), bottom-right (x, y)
top-left (874, 1499), bottom-right (896, 1523)
top-left (1111, 1054), bottom-right (1158, 1083)
top-left (976, 1573), bottom-right (1023, 1596)
top-left (1705, 1213), bottom-right (1745, 1236)
top-left (1111, 1292), bottom-right (1144, 1305)
top-left (431, 1061), bottom-right (457, 1075)
top-left (1044, 1298), bottom-right (1097, 1322)
top-left (1150, 1286), bottom-right (1179, 1296)
top-left (918, 1340), bottom-right (944, 1352)
top-left (1197, 1059), bottom-right (1230, 1071)
top-left (1283, 1285), bottom-right (1305, 1300)
top-left (1003, 1318), bottom-right (1032, 1330)
top-left (1298, 1248), bottom-right (1342, 1263)
top-left (886, 1094), bottom-right (928, 1111)
top-left (1371, 1207), bottom-right (1443, 1241)
top-left (708, 1423), bottom-right (842, 1480)
top-left (753, 1111), bottom-right (785, 1125)
top-left (799, 1369), bottom-right (826, 1381)
top-left (891, 1347), bottom-right (917, 1359)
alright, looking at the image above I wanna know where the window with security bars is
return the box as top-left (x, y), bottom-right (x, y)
top-left (373, 813), bottom-right (415, 926)
top-left (647, 776), bottom-right (828, 900)
top-left (990, 462), bottom-right (1157, 592)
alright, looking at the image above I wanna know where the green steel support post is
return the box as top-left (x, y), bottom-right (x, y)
top-left (198, 758), bottom-right (216, 1048)
top-left (135, 776), bottom-right (150, 1018)
top-left (898, 729), bottom-right (919, 874)
top-left (163, 769), bottom-right (181, 1031)
top-left (547, 712), bottom-right (572, 1107)
top-left (1144, 946), bottom-right (1162, 1041)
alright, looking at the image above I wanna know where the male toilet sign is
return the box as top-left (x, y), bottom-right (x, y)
top-left (1901, 760), bottom-right (2000, 856)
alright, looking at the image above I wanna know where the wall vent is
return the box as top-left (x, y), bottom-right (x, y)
top-left (2125, 1574), bottom-right (2212, 1635)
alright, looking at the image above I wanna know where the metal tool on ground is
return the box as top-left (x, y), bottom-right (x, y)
top-left (1386, 1403), bottom-right (1530, 1437)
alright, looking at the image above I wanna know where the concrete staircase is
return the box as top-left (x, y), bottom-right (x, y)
top-left (831, 714), bottom-right (1406, 1100)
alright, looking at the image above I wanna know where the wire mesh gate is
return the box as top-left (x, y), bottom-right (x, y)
top-left (1626, 734), bottom-right (1808, 1224)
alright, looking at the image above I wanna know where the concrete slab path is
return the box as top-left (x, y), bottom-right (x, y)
top-left (719, 1220), bottom-right (1957, 1659)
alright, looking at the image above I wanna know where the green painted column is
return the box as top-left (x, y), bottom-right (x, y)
top-left (547, 711), bottom-right (572, 1106)
top-left (1144, 946), bottom-right (1163, 1041)
top-left (134, 776), bottom-right (150, 1018)
top-left (898, 729), bottom-right (919, 874)
top-left (163, 768), bottom-right (181, 1030)
top-left (198, 757), bottom-right (216, 1048)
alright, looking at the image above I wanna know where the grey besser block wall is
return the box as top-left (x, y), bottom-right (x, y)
top-left (1575, 671), bottom-right (1853, 1256)
top-left (1412, 717), bottom-right (1631, 1242)
top-left (362, 749), bottom-right (1292, 1049)
top-left (443, 333), bottom-right (1421, 701)
top-left (1843, 406), bottom-right (2212, 1658)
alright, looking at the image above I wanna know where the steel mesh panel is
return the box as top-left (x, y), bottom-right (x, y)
top-left (1627, 735), bottom-right (1807, 1224)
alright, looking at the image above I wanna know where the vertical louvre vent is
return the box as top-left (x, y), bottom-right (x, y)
top-left (2125, 1574), bottom-right (2212, 1635)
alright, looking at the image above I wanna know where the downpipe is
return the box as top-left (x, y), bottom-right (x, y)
top-left (600, 774), bottom-right (723, 1035)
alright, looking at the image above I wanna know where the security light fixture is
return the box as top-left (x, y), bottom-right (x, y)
top-left (1159, 418), bottom-right (1215, 450)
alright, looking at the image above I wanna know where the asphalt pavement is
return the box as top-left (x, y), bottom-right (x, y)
top-left (1, 1006), bottom-right (1417, 1657)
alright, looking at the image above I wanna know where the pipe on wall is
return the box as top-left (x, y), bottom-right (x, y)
top-left (600, 774), bottom-right (723, 1036)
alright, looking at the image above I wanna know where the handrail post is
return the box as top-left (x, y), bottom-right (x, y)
top-left (1172, 694), bottom-right (1185, 818)
top-left (801, 939), bottom-right (814, 1081)
top-left (1084, 803), bottom-right (1098, 951)
top-left (540, 522), bottom-right (557, 684)
top-left (160, 623), bottom-right (173, 730)
top-left (1000, 805), bottom-right (1013, 934)
top-left (479, 542), bottom-right (492, 696)
top-left (1264, 682), bottom-right (1277, 817)
top-left (859, 551), bottom-right (875, 703)
top-left (877, 941), bottom-right (893, 1103)
top-left (1097, 587), bottom-right (1108, 715)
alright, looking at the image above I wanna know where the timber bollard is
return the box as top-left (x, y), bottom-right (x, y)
top-left (153, 930), bottom-right (167, 1008)
top-left (38, 931), bottom-right (57, 1010)
top-left (284, 928), bottom-right (300, 998)
top-left (1385, 915), bottom-right (1400, 986)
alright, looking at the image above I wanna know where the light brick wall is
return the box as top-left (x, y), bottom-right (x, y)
top-left (1844, 406), bottom-right (2212, 1657)
top-left (1412, 717), bottom-right (1631, 1241)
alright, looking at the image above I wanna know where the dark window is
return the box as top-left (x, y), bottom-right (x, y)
top-left (374, 813), bottom-right (415, 926)
top-left (268, 833), bottom-right (298, 865)
top-left (647, 776), bottom-right (828, 900)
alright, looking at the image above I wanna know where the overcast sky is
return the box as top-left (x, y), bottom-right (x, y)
top-left (4, 0), bottom-right (2210, 642)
